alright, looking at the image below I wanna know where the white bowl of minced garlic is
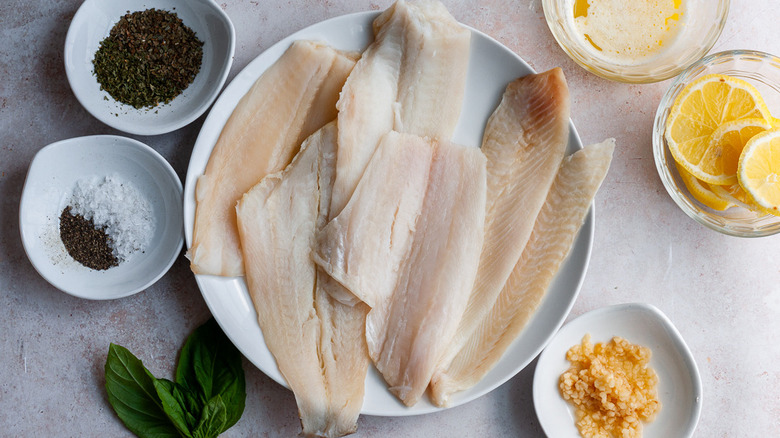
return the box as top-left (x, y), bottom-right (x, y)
top-left (533, 303), bottom-right (702, 438)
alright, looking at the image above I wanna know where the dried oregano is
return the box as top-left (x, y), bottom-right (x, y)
top-left (59, 207), bottom-right (118, 270)
top-left (93, 8), bottom-right (204, 109)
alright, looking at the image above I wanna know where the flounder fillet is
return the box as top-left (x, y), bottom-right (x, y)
top-left (189, 41), bottom-right (356, 276)
top-left (330, 0), bottom-right (470, 218)
top-left (429, 139), bottom-right (615, 406)
top-left (315, 131), bottom-right (487, 406)
top-left (236, 123), bottom-right (368, 437)
top-left (434, 69), bottom-right (570, 379)
top-left (313, 131), bottom-right (433, 310)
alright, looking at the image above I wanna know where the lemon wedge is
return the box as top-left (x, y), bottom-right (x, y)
top-left (665, 74), bottom-right (772, 184)
top-left (737, 128), bottom-right (780, 215)
top-left (675, 163), bottom-right (732, 210)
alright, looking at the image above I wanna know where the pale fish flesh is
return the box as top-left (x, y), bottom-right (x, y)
top-left (429, 138), bottom-right (615, 407)
top-left (189, 40), bottom-right (356, 276)
top-left (236, 123), bottom-right (368, 437)
top-left (330, 0), bottom-right (470, 217)
top-left (313, 131), bottom-right (434, 309)
top-left (315, 131), bottom-right (487, 406)
top-left (434, 69), bottom-right (571, 379)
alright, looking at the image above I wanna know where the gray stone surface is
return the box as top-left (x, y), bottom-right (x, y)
top-left (2, 1), bottom-right (779, 437)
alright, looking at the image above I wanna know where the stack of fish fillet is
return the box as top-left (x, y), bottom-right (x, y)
top-left (187, 1), bottom-right (614, 437)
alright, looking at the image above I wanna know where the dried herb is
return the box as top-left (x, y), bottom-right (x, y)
top-left (59, 206), bottom-right (118, 270)
top-left (93, 8), bottom-right (204, 109)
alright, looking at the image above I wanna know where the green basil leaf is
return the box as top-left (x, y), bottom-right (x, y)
top-left (175, 328), bottom-right (199, 397)
top-left (153, 379), bottom-right (194, 438)
top-left (176, 318), bottom-right (246, 431)
top-left (192, 395), bottom-right (228, 438)
top-left (104, 343), bottom-right (181, 438)
top-left (171, 382), bottom-right (202, 431)
top-left (212, 375), bottom-right (244, 430)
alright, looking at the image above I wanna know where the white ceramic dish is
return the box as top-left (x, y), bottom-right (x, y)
top-left (19, 135), bottom-right (184, 300)
top-left (533, 303), bottom-right (702, 438)
top-left (64, 0), bottom-right (235, 135)
top-left (184, 11), bottom-right (593, 416)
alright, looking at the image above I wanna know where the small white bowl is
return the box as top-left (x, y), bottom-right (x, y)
top-left (19, 135), bottom-right (184, 300)
top-left (533, 303), bottom-right (702, 438)
top-left (64, 0), bottom-right (235, 135)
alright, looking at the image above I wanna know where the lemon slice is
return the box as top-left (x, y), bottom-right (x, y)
top-left (675, 163), bottom-right (732, 210)
top-left (737, 128), bottom-right (780, 215)
top-left (704, 118), bottom-right (772, 185)
top-left (708, 183), bottom-right (780, 216)
top-left (709, 183), bottom-right (760, 210)
top-left (665, 74), bottom-right (772, 184)
top-left (772, 116), bottom-right (780, 128)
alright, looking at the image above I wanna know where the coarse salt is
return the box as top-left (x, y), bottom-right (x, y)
top-left (69, 175), bottom-right (154, 262)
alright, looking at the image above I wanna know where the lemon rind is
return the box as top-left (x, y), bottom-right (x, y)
top-left (737, 128), bottom-right (780, 212)
top-left (675, 163), bottom-right (733, 211)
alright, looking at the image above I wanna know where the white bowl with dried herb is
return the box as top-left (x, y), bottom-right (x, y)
top-left (64, 0), bottom-right (235, 135)
top-left (19, 135), bottom-right (184, 299)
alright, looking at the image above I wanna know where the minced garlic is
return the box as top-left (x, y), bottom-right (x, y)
top-left (559, 335), bottom-right (661, 438)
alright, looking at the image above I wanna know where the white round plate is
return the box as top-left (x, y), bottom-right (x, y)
top-left (64, 0), bottom-right (235, 135)
top-left (533, 303), bottom-right (703, 438)
top-left (19, 135), bottom-right (184, 300)
top-left (184, 11), bottom-right (592, 416)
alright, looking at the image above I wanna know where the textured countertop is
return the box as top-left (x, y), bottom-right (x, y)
top-left (2, 1), bottom-right (779, 437)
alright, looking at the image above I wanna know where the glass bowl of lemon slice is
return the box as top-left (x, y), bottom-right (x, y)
top-left (653, 50), bottom-right (780, 237)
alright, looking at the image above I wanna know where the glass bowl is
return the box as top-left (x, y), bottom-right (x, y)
top-left (653, 50), bottom-right (780, 237)
top-left (542, 0), bottom-right (729, 83)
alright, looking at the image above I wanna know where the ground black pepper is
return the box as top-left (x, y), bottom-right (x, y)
top-left (59, 207), bottom-right (119, 270)
top-left (92, 8), bottom-right (204, 109)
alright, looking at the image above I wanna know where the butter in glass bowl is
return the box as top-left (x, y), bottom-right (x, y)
top-left (542, 0), bottom-right (729, 83)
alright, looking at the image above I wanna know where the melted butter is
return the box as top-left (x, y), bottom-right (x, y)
top-left (571, 0), bottom-right (685, 65)
top-left (573, 0), bottom-right (589, 18)
top-left (665, 12), bottom-right (681, 28)
top-left (584, 34), bottom-right (602, 51)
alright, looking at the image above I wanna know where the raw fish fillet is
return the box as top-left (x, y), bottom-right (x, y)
top-left (236, 123), bottom-right (368, 437)
top-left (330, 0), bottom-right (470, 216)
top-left (373, 139), bottom-right (486, 406)
top-left (189, 40), bottom-right (356, 276)
top-left (435, 69), bottom-right (570, 377)
top-left (314, 275), bottom-right (370, 436)
top-left (429, 139), bottom-right (615, 406)
top-left (313, 131), bottom-right (434, 309)
top-left (315, 131), bottom-right (487, 406)
top-left (312, 127), bottom-right (370, 438)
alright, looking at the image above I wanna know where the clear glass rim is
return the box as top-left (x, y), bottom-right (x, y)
top-left (542, 0), bottom-right (731, 83)
top-left (652, 49), bottom-right (780, 237)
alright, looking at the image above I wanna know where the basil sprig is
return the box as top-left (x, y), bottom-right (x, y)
top-left (105, 318), bottom-right (246, 438)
